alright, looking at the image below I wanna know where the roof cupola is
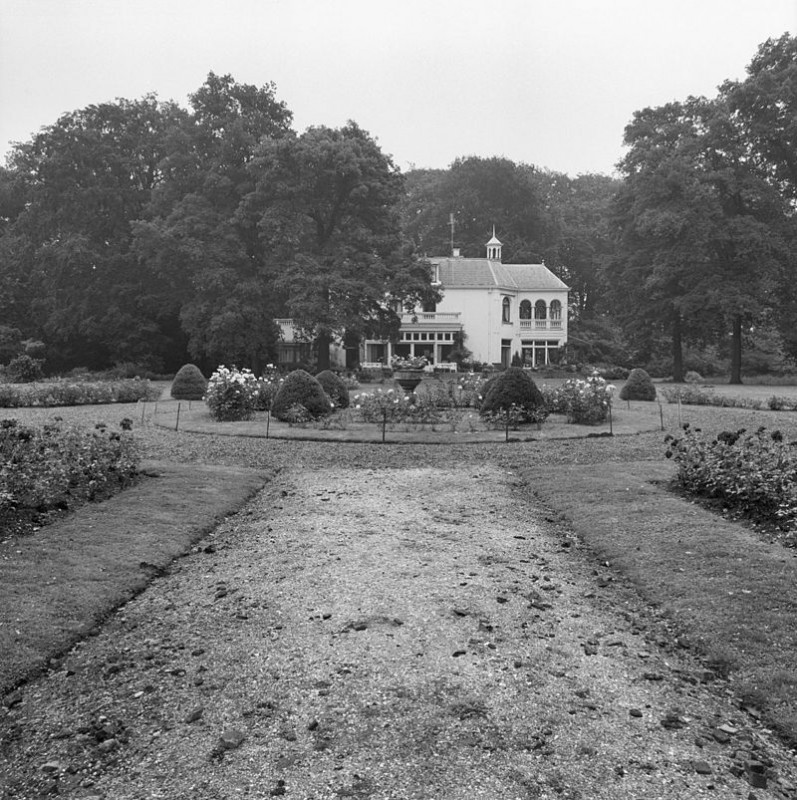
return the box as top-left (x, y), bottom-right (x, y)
top-left (486, 226), bottom-right (502, 262)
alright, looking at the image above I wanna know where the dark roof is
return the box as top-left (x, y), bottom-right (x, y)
top-left (430, 257), bottom-right (569, 291)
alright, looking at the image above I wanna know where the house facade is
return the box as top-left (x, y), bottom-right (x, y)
top-left (362, 233), bottom-right (569, 369)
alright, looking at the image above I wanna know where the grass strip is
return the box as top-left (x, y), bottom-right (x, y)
top-left (521, 459), bottom-right (797, 746)
top-left (0, 461), bottom-right (270, 694)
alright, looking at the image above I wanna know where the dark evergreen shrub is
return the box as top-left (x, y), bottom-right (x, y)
top-left (171, 364), bottom-right (208, 400)
top-left (479, 367), bottom-right (548, 422)
top-left (6, 354), bottom-right (43, 383)
top-left (271, 369), bottom-right (333, 421)
top-left (619, 368), bottom-right (657, 401)
top-left (315, 370), bottom-right (350, 409)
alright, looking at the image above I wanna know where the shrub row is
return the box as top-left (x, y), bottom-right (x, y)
top-left (658, 384), bottom-right (794, 411)
top-left (0, 379), bottom-right (161, 408)
top-left (0, 418), bottom-right (140, 512)
top-left (665, 424), bottom-right (797, 528)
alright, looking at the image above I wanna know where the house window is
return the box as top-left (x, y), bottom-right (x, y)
top-left (550, 300), bottom-right (562, 319)
top-left (534, 300), bottom-right (547, 320)
top-left (519, 300), bottom-right (532, 319)
top-left (502, 297), bottom-right (511, 323)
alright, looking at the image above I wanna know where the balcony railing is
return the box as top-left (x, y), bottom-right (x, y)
top-left (519, 318), bottom-right (563, 331)
top-left (400, 312), bottom-right (462, 324)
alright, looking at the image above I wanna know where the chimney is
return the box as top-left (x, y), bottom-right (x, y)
top-left (452, 247), bottom-right (461, 258)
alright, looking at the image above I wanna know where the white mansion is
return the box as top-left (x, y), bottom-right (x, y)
top-left (277, 232), bottom-right (569, 370)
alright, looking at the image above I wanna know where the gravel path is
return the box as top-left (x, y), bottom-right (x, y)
top-left (3, 458), bottom-right (796, 798)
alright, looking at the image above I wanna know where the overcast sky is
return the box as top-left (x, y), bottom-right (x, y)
top-left (1, 0), bottom-right (795, 177)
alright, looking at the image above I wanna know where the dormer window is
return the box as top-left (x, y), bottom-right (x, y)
top-left (431, 263), bottom-right (440, 284)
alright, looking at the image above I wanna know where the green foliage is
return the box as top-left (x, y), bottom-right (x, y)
top-left (768, 395), bottom-right (796, 411)
top-left (253, 373), bottom-right (281, 411)
top-left (352, 388), bottom-right (411, 423)
top-left (0, 326), bottom-right (23, 364)
top-left (659, 385), bottom-right (764, 409)
top-left (413, 374), bottom-right (487, 409)
top-left (479, 368), bottom-right (548, 424)
top-left (243, 122), bottom-right (438, 370)
top-left (665, 424), bottom-right (797, 528)
top-left (0, 379), bottom-right (159, 407)
top-left (5, 354), bottom-right (43, 383)
top-left (0, 417), bottom-right (139, 511)
top-left (315, 370), bottom-right (350, 410)
top-left (549, 374), bottom-right (615, 424)
top-left (566, 317), bottom-right (630, 366)
top-left (205, 366), bottom-right (258, 421)
top-left (619, 368), bottom-right (656, 401)
top-left (611, 93), bottom-right (792, 384)
top-left (23, 339), bottom-right (46, 360)
top-left (270, 369), bottom-right (333, 422)
top-left (170, 364), bottom-right (208, 400)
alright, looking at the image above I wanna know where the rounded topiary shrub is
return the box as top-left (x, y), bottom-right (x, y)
top-left (170, 363), bottom-right (208, 400)
top-left (315, 370), bottom-right (350, 410)
top-left (619, 368), bottom-right (657, 401)
top-left (271, 369), bottom-right (333, 421)
top-left (479, 367), bottom-right (548, 424)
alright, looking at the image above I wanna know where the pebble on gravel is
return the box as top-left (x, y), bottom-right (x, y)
top-left (218, 728), bottom-right (246, 750)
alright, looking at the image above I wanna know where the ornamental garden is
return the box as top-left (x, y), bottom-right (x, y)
top-left (200, 364), bottom-right (617, 435)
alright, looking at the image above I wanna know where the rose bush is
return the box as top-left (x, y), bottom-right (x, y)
top-left (551, 373), bottom-right (614, 424)
top-left (205, 366), bottom-right (258, 421)
top-left (665, 424), bottom-right (797, 528)
top-left (0, 417), bottom-right (139, 512)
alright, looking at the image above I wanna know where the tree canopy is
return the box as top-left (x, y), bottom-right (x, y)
top-left (242, 122), bottom-right (438, 370)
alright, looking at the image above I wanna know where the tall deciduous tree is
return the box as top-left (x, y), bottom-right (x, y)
top-left (133, 73), bottom-right (293, 372)
top-left (242, 122), bottom-right (437, 371)
top-left (1, 96), bottom-right (188, 370)
top-left (611, 96), bottom-right (789, 382)
top-left (723, 35), bottom-right (797, 360)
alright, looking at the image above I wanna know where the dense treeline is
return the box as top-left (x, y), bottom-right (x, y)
top-left (1, 35), bottom-right (796, 381)
top-left (0, 74), bottom-right (436, 374)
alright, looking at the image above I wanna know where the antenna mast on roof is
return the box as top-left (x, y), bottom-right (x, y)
top-left (449, 212), bottom-right (455, 256)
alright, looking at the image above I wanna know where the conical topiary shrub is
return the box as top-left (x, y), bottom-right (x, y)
top-left (270, 369), bottom-right (334, 421)
top-left (479, 367), bottom-right (548, 424)
top-left (170, 363), bottom-right (208, 400)
top-left (619, 368), bottom-right (657, 401)
top-left (315, 370), bottom-right (350, 410)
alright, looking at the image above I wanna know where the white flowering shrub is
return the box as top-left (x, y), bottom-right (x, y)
top-left (553, 373), bottom-right (615, 425)
top-left (205, 365), bottom-right (258, 421)
top-left (253, 365), bottom-right (282, 411)
top-left (352, 388), bottom-right (411, 423)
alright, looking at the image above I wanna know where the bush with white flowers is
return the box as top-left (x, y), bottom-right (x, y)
top-left (554, 373), bottom-right (615, 425)
top-left (205, 365), bottom-right (258, 421)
